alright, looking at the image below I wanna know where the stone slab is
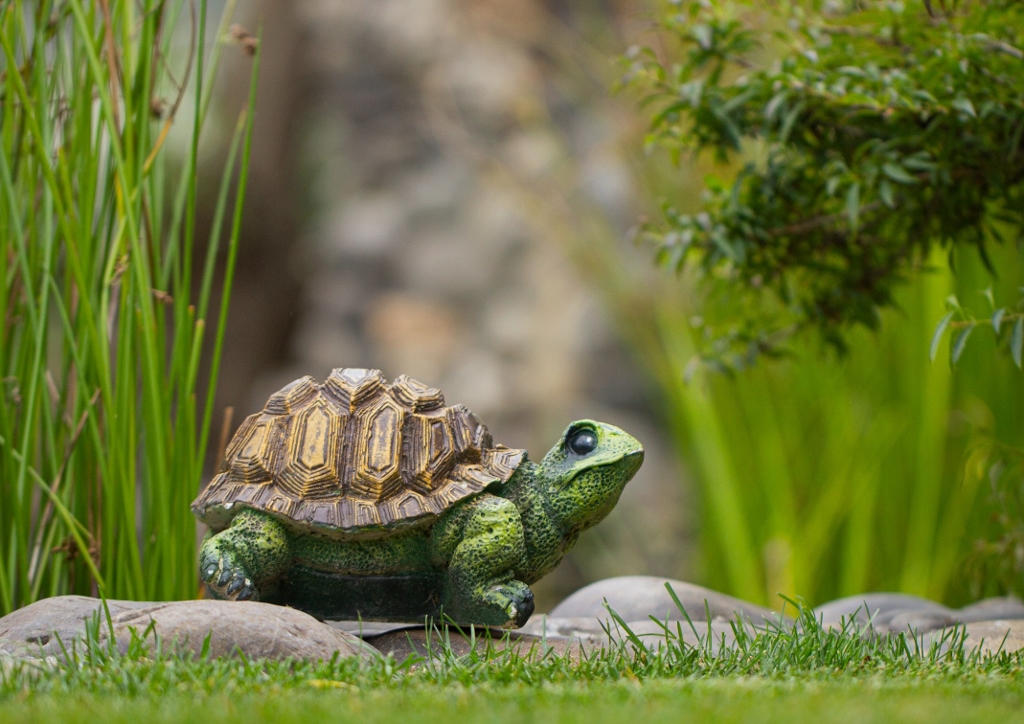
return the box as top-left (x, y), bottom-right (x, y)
top-left (956, 596), bottom-right (1024, 622)
top-left (327, 620), bottom-right (423, 637)
top-left (363, 626), bottom-right (594, 663)
top-left (0, 596), bottom-right (373, 662)
top-left (544, 575), bottom-right (788, 630)
top-left (924, 620), bottom-right (1024, 656)
top-left (813, 593), bottom-right (954, 633)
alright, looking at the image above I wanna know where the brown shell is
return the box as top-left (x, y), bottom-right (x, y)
top-left (191, 369), bottom-right (525, 536)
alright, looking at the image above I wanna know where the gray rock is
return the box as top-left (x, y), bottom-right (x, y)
top-left (520, 612), bottom-right (755, 655)
top-left (605, 619), bottom-right (746, 655)
top-left (0, 596), bottom-right (373, 662)
top-left (884, 610), bottom-right (960, 635)
top-left (517, 616), bottom-right (612, 638)
top-left (546, 576), bottom-right (787, 629)
top-left (957, 596), bottom-right (1024, 622)
top-left (924, 620), bottom-right (1024, 656)
top-left (0, 650), bottom-right (57, 679)
top-left (327, 620), bottom-right (422, 637)
top-left (962, 620), bottom-right (1024, 654)
top-left (813, 593), bottom-right (954, 633)
top-left (0, 595), bottom-right (152, 657)
top-left (363, 626), bottom-right (593, 663)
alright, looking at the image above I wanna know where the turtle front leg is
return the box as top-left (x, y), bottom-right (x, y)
top-left (431, 494), bottom-right (534, 628)
top-left (200, 509), bottom-right (291, 602)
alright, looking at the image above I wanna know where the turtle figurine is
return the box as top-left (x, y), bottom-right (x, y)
top-left (192, 368), bottom-right (643, 628)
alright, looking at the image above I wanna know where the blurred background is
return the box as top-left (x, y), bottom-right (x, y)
top-left (199, 0), bottom-right (1024, 611)
top-left (204, 0), bottom-right (687, 612)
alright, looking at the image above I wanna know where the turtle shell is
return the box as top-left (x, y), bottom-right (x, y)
top-left (191, 368), bottom-right (526, 538)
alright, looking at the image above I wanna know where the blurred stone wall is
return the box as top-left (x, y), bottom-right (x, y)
top-left (214, 0), bottom-right (691, 609)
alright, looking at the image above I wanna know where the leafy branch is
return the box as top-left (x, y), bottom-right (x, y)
top-left (931, 290), bottom-right (1024, 368)
top-left (627, 0), bottom-right (1024, 369)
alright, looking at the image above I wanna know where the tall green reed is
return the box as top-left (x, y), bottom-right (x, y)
top-left (647, 241), bottom-right (1024, 607)
top-left (0, 0), bottom-right (258, 613)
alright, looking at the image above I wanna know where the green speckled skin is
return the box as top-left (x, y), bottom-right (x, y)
top-left (199, 420), bottom-right (643, 628)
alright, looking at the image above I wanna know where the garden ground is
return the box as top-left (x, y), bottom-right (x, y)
top-left (4, 678), bottom-right (1024, 723)
top-left (3, 614), bottom-right (1024, 724)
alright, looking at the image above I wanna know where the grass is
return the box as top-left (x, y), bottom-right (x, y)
top-left (2, 604), bottom-right (1024, 722)
top-left (650, 241), bottom-right (1024, 608)
top-left (0, 0), bottom-right (257, 611)
top-left (5, 681), bottom-right (1024, 724)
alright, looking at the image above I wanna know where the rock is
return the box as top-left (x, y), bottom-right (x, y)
top-left (884, 610), bottom-right (960, 635)
top-left (327, 621), bottom-right (422, 637)
top-left (813, 593), bottom-right (954, 634)
top-left (0, 650), bottom-right (57, 679)
top-left (520, 611), bottom-right (756, 655)
top-left (363, 626), bottom-right (594, 662)
top-left (957, 596), bottom-right (1024, 622)
top-left (0, 651), bottom-right (17, 676)
top-left (546, 576), bottom-right (786, 630)
top-left (0, 596), bottom-right (373, 662)
top-left (106, 601), bottom-right (376, 662)
top-left (517, 616), bottom-right (611, 638)
top-left (0, 595), bottom-right (152, 657)
top-left (925, 620), bottom-right (1024, 656)
top-left (605, 619), bottom-right (745, 655)
top-left (963, 621), bottom-right (1024, 654)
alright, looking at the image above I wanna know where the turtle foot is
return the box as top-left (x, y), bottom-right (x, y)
top-left (449, 580), bottom-right (534, 629)
top-left (199, 543), bottom-right (259, 602)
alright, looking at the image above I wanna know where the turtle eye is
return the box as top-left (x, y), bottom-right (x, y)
top-left (566, 426), bottom-right (598, 456)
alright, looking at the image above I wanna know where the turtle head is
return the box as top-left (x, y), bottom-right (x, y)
top-left (534, 420), bottom-right (644, 535)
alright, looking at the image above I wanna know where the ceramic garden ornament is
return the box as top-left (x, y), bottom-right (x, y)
top-left (192, 368), bottom-right (644, 628)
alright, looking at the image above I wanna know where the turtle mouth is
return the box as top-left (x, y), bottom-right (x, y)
top-left (622, 448), bottom-right (644, 479)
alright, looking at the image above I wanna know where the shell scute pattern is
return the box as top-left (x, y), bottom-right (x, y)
top-left (277, 399), bottom-right (344, 499)
top-left (351, 394), bottom-right (404, 499)
top-left (402, 413), bottom-right (456, 495)
top-left (323, 367), bottom-right (385, 413)
top-left (265, 375), bottom-right (319, 415)
top-left (193, 368), bottom-right (527, 536)
top-left (224, 415), bottom-right (277, 484)
top-left (391, 374), bottom-right (445, 411)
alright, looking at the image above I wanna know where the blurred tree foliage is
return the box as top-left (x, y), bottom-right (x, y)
top-left (626, 0), bottom-right (1024, 370)
top-left (623, 0), bottom-right (1024, 602)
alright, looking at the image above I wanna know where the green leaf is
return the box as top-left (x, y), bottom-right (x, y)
top-left (846, 182), bottom-right (861, 230)
top-left (910, 89), bottom-right (938, 104)
top-left (950, 325), bottom-right (973, 366)
top-left (691, 24), bottom-right (713, 50)
top-left (952, 97), bottom-right (976, 118)
top-left (930, 311), bottom-right (954, 362)
top-left (878, 179), bottom-right (895, 208)
top-left (709, 230), bottom-right (741, 262)
top-left (764, 91), bottom-right (788, 121)
top-left (982, 286), bottom-right (995, 310)
top-left (779, 101), bottom-right (805, 144)
top-left (882, 162), bottom-right (918, 185)
top-left (1013, 318), bottom-right (1024, 369)
top-left (902, 154), bottom-right (937, 172)
top-left (992, 308), bottom-right (1006, 333)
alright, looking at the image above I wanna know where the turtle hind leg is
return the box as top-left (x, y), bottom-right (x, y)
top-left (432, 494), bottom-right (534, 628)
top-left (200, 509), bottom-right (291, 602)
